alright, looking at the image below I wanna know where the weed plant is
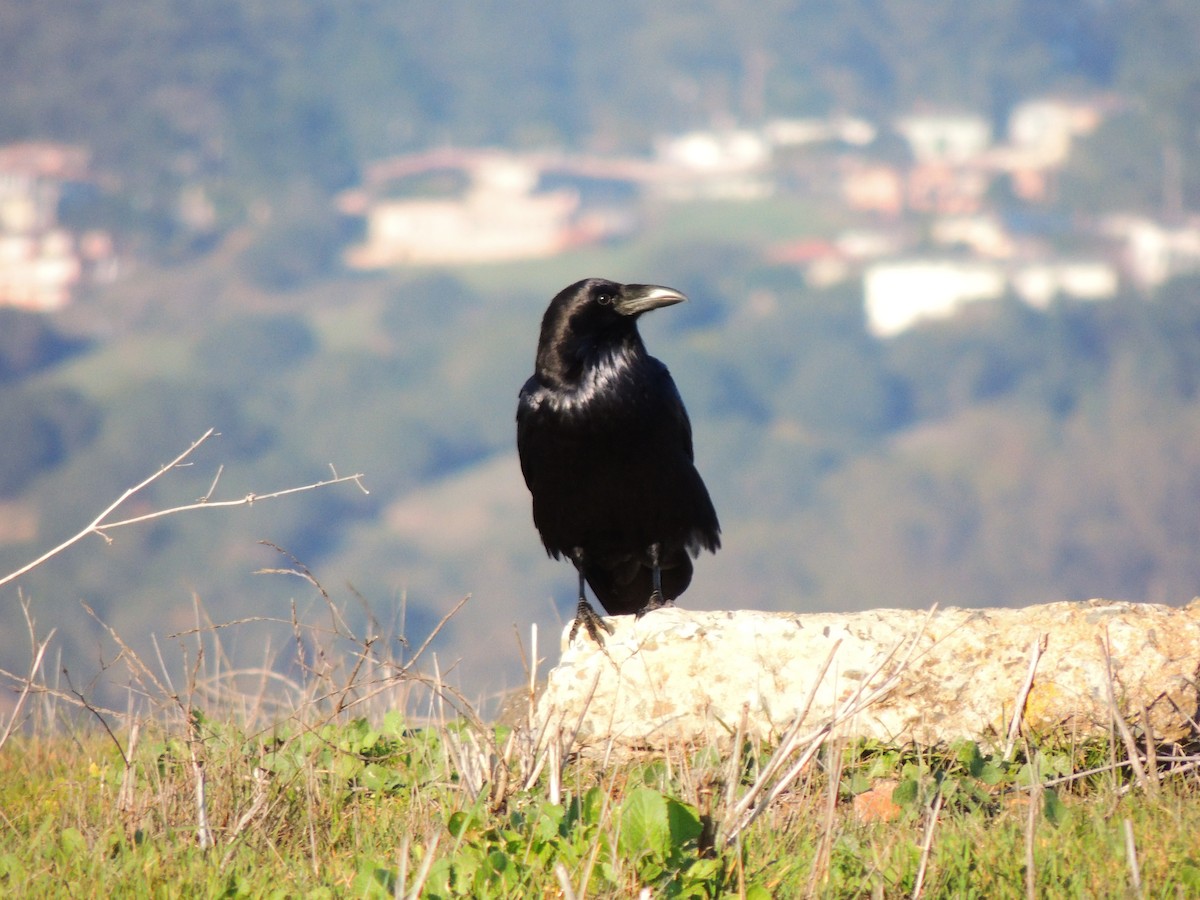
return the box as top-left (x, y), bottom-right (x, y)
top-left (3, 577), bottom-right (1200, 899)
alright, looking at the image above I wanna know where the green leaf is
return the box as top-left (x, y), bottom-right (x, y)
top-left (1041, 788), bottom-right (1070, 827)
top-left (685, 857), bottom-right (720, 881)
top-left (532, 802), bottom-right (565, 842)
top-left (1178, 863), bottom-right (1200, 890)
top-left (978, 761), bottom-right (1006, 786)
top-left (486, 850), bottom-right (509, 874)
top-left (892, 778), bottom-right (920, 807)
top-left (581, 786), bottom-right (606, 826)
top-left (334, 752), bottom-right (362, 782)
top-left (953, 740), bottom-right (984, 777)
top-left (665, 797), bottom-right (703, 849)
top-left (844, 771), bottom-right (873, 795)
top-left (360, 762), bottom-right (402, 793)
top-left (350, 864), bottom-right (395, 899)
top-left (59, 827), bottom-right (87, 856)
top-left (619, 786), bottom-right (670, 862)
top-left (381, 709), bottom-right (405, 737)
top-left (358, 729), bottom-right (381, 753)
top-left (447, 810), bottom-right (479, 838)
top-left (0, 852), bottom-right (26, 882)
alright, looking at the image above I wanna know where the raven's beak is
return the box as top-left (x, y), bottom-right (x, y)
top-left (615, 284), bottom-right (688, 316)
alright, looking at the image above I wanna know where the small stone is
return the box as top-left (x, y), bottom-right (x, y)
top-left (853, 780), bottom-right (904, 823)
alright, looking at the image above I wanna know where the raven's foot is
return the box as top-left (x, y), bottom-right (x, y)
top-left (635, 591), bottom-right (674, 618)
top-left (568, 598), bottom-right (614, 645)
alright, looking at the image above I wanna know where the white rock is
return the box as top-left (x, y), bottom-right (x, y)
top-left (534, 600), bottom-right (1200, 753)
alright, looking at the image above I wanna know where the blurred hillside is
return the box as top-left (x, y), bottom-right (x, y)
top-left (5, 0), bottom-right (1197, 257)
top-left (3, 1), bottom-right (1200, 704)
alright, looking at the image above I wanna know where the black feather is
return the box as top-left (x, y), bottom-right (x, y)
top-left (516, 278), bottom-right (720, 635)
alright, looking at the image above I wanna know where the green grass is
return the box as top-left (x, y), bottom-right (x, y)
top-left (3, 599), bottom-right (1200, 899)
top-left (4, 717), bottom-right (1200, 897)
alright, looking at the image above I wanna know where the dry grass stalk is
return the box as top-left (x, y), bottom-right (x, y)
top-left (554, 861), bottom-right (580, 900)
top-left (0, 598), bottom-right (56, 752)
top-left (1124, 818), bottom-right (1144, 898)
top-left (1096, 632), bottom-right (1154, 794)
top-left (1004, 633), bottom-right (1047, 761)
top-left (529, 668), bottom-right (604, 805)
top-left (719, 606), bottom-right (935, 848)
top-left (912, 789), bottom-right (944, 900)
top-left (399, 831), bottom-right (441, 900)
top-left (805, 733), bottom-right (844, 897)
top-left (1025, 770), bottom-right (1040, 900)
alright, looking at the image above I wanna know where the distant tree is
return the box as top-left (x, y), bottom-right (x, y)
top-left (0, 386), bottom-right (100, 496)
top-left (1148, 274), bottom-right (1200, 399)
top-left (0, 310), bottom-right (91, 382)
top-left (194, 315), bottom-right (318, 384)
top-left (238, 213), bottom-right (348, 292)
top-left (101, 381), bottom-right (274, 487)
top-left (886, 299), bottom-right (1115, 421)
top-left (779, 341), bottom-right (911, 441)
top-left (380, 273), bottom-right (481, 340)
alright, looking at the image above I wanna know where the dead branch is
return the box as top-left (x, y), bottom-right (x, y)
top-left (0, 429), bottom-right (368, 592)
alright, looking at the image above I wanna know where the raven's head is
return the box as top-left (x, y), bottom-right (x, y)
top-left (535, 278), bottom-right (686, 382)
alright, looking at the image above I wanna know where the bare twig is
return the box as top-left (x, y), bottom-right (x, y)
top-left (397, 596), bottom-right (472, 675)
top-left (553, 862), bottom-right (579, 900)
top-left (1141, 705), bottom-right (1159, 788)
top-left (190, 709), bottom-right (212, 850)
top-left (1023, 752), bottom-right (1200, 792)
top-left (724, 703), bottom-right (750, 821)
top-left (912, 790), bottom-right (945, 900)
top-left (721, 639), bottom-right (843, 841)
top-left (1004, 633), bottom-right (1047, 761)
top-left (806, 735), bottom-right (844, 898)
top-left (719, 608), bottom-right (933, 847)
top-left (1025, 775), bottom-right (1040, 900)
top-left (0, 428), bottom-right (368, 592)
top-left (218, 764), bottom-right (272, 870)
top-left (117, 718), bottom-right (141, 816)
top-left (530, 668), bottom-right (604, 804)
top-left (1124, 818), bottom-right (1144, 899)
top-left (98, 470), bottom-right (369, 532)
top-left (0, 597), bottom-right (56, 752)
top-left (395, 836), bottom-right (410, 900)
top-left (1096, 633), bottom-right (1152, 793)
top-left (401, 832), bottom-right (440, 900)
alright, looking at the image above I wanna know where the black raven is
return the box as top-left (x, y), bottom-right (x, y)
top-left (516, 278), bottom-right (721, 643)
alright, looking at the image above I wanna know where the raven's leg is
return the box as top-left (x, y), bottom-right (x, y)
top-left (637, 543), bottom-right (674, 616)
top-left (567, 547), bottom-right (614, 644)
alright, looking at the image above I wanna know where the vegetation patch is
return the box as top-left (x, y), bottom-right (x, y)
top-left (3, 579), bottom-right (1200, 897)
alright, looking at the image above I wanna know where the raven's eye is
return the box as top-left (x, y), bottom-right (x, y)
top-left (596, 292), bottom-right (615, 306)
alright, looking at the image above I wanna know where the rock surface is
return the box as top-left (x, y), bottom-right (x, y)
top-left (534, 600), bottom-right (1200, 752)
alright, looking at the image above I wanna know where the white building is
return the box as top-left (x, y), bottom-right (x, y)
top-left (930, 215), bottom-right (1016, 259)
top-left (653, 129), bottom-right (773, 200)
top-left (345, 155), bottom-right (585, 267)
top-left (1103, 215), bottom-right (1200, 289)
top-left (0, 143), bottom-right (102, 310)
top-left (863, 259), bottom-right (1006, 337)
top-left (895, 114), bottom-right (992, 165)
top-left (1011, 261), bottom-right (1119, 308)
top-left (864, 256), bottom-right (1121, 336)
top-left (0, 230), bottom-right (81, 311)
top-left (1007, 98), bottom-right (1103, 167)
top-left (765, 115), bottom-right (877, 148)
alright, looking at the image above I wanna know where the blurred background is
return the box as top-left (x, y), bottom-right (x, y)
top-left (2, 1), bottom-right (1200, 710)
